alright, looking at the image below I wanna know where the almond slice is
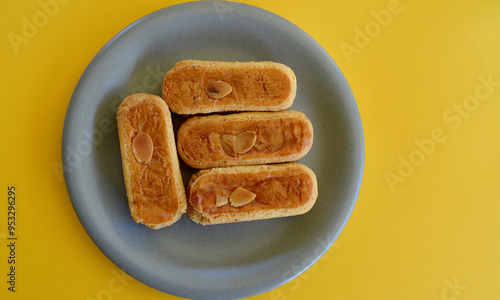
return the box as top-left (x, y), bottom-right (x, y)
top-left (229, 187), bottom-right (256, 207)
top-left (216, 195), bottom-right (228, 207)
top-left (235, 131), bottom-right (257, 154)
top-left (132, 132), bottom-right (153, 163)
top-left (220, 134), bottom-right (237, 156)
top-left (206, 81), bottom-right (232, 98)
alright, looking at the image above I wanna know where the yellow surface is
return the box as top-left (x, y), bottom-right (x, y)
top-left (1, 0), bottom-right (499, 299)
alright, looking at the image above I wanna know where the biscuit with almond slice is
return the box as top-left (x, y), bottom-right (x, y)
top-left (117, 93), bottom-right (186, 229)
top-left (162, 60), bottom-right (296, 114)
top-left (186, 163), bottom-right (318, 225)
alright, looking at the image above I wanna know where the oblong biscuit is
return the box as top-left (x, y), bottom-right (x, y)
top-left (186, 163), bottom-right (318, 225)
top-left (177, 111), bottom-right (313, 169)
top-left (162, 60), bottom-right (296, 114)
top-left (117, 93), bottom-right (187, 229)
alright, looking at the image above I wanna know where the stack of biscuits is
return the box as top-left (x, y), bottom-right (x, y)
top-left (117, 60), bottom-right (318, 229)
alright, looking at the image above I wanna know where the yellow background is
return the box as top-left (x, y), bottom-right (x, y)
top-left (1, 0), bottom-right (499, 299)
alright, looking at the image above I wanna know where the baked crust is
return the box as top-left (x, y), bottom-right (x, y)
top-left (186, 163), bottom-right (318, 225)
top-left (117, 93), bottom-right (187, 229)
top-left (162, 60), bottom-right (296, 114)
top-left (177, 111), bottom-right (313, 169)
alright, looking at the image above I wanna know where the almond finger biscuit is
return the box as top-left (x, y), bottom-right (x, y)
top-left (117, 93), bottom-right (186, 229)
top-left (162, 60), bottom-right (297, 114)
top-left (177, 111), bottom-right (313, 169)
top-left (186, 163), bottom-right (318, 225)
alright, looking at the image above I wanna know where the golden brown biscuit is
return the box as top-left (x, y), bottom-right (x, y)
top-left (177, 110), bottom-right (313, 169)
top-left (117, 93), bottom-right (187, 229)
top-left (162, 60), bottom-right (296, 114)
top-left (186, 163), bottom-right (318, 225)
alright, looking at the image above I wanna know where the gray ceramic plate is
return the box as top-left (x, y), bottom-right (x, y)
top-left (62, 2), bottom-right (364, 299)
